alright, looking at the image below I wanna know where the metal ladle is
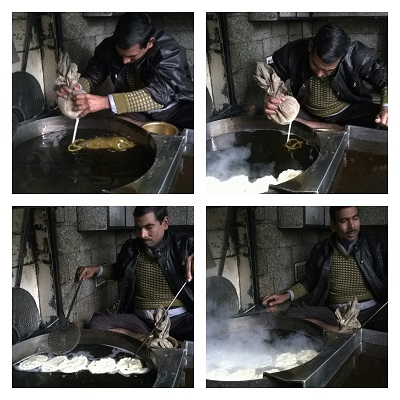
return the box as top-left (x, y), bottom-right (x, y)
top-left (361, 301), bottom-right (388, 328)
top-left (48, 280), bottom-right (83, 355)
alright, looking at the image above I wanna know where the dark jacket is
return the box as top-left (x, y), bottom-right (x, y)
top-left (112, 230), bottom-right (194, 314)
top-left (271, 38), bottom-right (388, 105)
top-left (82, 29), bottom-right (194, 106)
top-left (299, 232), bottom-right (387, 306)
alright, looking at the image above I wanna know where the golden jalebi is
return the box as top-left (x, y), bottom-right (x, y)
top-left (68, 136), bottom-right (135, 152)
top-left (284, 138), bottom-right (303, 150)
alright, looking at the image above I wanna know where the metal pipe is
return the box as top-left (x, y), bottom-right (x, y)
top-left (218, 207), bottom-right (235, 276)
top-left (16, 208), bottom-right (32, 288)
top-left (53, 12), bottom-right (64, 56)
top-left (218, 13), bottom-right (239, 111)
top-left (246, 207), bottom-right (260, 307)
top-left (46, 207), bottom-right (63, 317)
top-left (21, 13), bottom-right (33, 72)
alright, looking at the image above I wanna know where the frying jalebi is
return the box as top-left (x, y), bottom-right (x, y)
top-left (68, 136), bottom-right (135, 152)
top-left (284, 138), bottom-right (303, 150)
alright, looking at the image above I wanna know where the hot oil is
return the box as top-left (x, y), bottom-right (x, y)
top-left (329, 150), bottom-right (388, 193)
top-left (12, 129), bottom-right (156, 193)
top-left (207, 129), bottom-right (318, 182)
top-left (207, 329), bottom-right (322, 381)
top-left (12, 343), bottom-right (158, 388)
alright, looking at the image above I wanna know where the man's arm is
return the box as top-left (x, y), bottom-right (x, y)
top-left (110, 89), bottom-right (163, 114)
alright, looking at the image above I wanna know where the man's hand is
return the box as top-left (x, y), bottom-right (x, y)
top-left (72, 93), bottom-right (110, 118)
top-left (264, 94), bottom-right (286, 119)
top-left (375, 106), bottom-right (388, 128)
top-left (55, 84), bottom-right (81, 100)
top-left (185, 253), bottom-right (194, 282)
top-left (261, 292), bottom-right (290, 313)
top-left (76, 266), bottom-right (100, 281)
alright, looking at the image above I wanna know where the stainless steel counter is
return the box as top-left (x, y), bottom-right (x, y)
top-left (325, 329), bottom-right (387, 387)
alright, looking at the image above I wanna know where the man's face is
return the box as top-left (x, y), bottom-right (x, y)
top-left (134, 212), bottom-right (168, 247)
top-left (116, 38), bottom-right (154, 64)
top-left (330, 207), bottom-right (361, 242)
top-left (308, 45), bottom-right (341, 79)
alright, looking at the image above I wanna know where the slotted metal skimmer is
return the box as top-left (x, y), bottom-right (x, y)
top-left (48, 280), bottom-right (82, 355)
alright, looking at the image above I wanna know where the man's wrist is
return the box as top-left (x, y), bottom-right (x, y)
top-left (108, 94), bottom-right (117, 113)
top-left (285, 290), bottom-right (294, 301)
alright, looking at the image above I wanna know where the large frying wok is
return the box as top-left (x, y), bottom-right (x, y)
top-left (206, 312), bottom-right (357, 388)
top-left (207, 117), bottom-right (387, 193)
top-left (13, 114), bottom-right (184, 194)
top-left (13, 329), bottom-right (159, 388)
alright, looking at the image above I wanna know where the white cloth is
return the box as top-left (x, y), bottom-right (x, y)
top-left (55, 52), bottom-right (86, 119)
top-left (335, 297), bottom-right (361, 332)
top-left (253, 62), bottom-right (300, 125)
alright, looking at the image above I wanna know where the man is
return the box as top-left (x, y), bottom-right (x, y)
top-left (56, 13), bottom-right (194, 129)
top-left (76, 206), bottom-right (194, 342)
top-left (262, 206), bottom-right (387, 332)
top-left (264, 23), bottom-right (388, 130)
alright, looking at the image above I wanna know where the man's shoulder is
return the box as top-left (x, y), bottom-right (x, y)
top-left (346, 41), bottom-right (378, 62)
top-left (168, 229), bottom-right (193, 242)
top-left (311, 235), bottom-right (334, 252)
top-left (360, 231), bottom-right (387, 247)
top-left (121, 237), bottom-right (141, 250)
top-left (95, 36), bottom-right (114, 53)
top-left (279, 37), bottom-right (309, 52)
top-left (349, 40), bottom-right (374, 53)
top-left (151, 30), bottom-right (181, 58)
top-left (272, 37), bottom-right (309, 65)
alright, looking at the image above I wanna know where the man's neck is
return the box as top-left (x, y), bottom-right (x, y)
top-left (146, 231), bottom-right (168, 254)
top-left (335, 235), bottom-right (359, 255)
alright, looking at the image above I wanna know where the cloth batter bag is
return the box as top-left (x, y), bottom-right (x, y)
top-left (254, 62), bottom-right (300, 125)
top-left (55, 52), bottom-right (85, 119)
top-left (149, 306), bottom-right (175, 349)
top-left (335, 297), bottom-right (362, 332)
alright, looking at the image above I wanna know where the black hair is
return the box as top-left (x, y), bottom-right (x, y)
top-left (313, 23), bottom-right (351, 64)
top-left (133, 206), bottom-right (168, 223)
top-left (113, 12), bottom-right (156, 49)
top-left (329, 206), bottom-right (359, 222)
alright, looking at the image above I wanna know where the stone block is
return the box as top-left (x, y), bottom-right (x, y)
top-left (77, 206), bottom-right (108, 231)
top-left (278, 206), bottom-right (304, 228)
top-left (169, 206), bottom-right (188, 225)
top-left (292, 244), bottom-right (313, 264)
top-left (258, 272), bottom-right (275, 296)
top-left (273, 267), bottom-right (295, 291)
top-left (207, 207), bottom-right (230, 230)
top-left (267, 247), bottom-right (292, 272)
top-left (248, 13), bottom-right (278, 21)
top-left (360, 206), bottom-right (387, 225)
top-left (256, 223), bottom-right (286, 248)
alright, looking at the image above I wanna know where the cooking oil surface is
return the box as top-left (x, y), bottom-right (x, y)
top-left (207, 129), bottom-right (318, 182)
top-left (329, 150), bottom-right (388, 193)
top-left (12, 343), bottom-right (157, 388)
top-left (13, 129), bottom-right (156, 193)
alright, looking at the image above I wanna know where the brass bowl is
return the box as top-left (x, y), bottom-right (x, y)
top-left (141, 121), bottom-right (179, 136)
